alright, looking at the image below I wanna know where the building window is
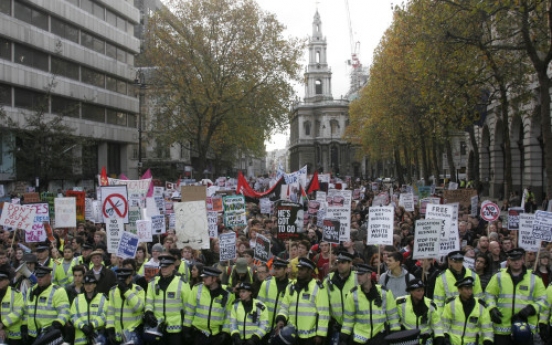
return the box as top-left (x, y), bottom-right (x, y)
top-left (51, 57), bottom-right (79, 81)
top-left (51, 18), bottom-right (79, 44)
top-left (14, 87), bottom-right (46, 110)
top-left (330, 120), bottom-right (340, 136)
top-left (14, 1), bottom-right (48, 31)
top-left (128, 114), bottom-right (137, 128)
top-left (316, 51), bottom-right (320, 63)
top-left (82, 103), bottom-right (105, 122)
top-left (116, 16), bottom-right (126, 31)
top-left (107, 109), bottom-right (127, 126)
top-left (82, 67), bottom-right (105, 88)
top-left (0, 0), bottom-right (11, 15)
top-left (117, 80), bottom-right (127, 95)
top-left (0, 38), bottom-right (11, 61)
top-left (81, 32), bottom-right (105, 54)
top-left (0, 84), bottom-right (11, 106)
top-left (14, 44), bottom-right (49, 72)
top-left (106, 42), bottom-right (117, 59)
top-left (315, 80), bottom-right (322, 95)
top-left (107, 143), bottom-right (121, 175)
top-left (304, 121), bottom-right (311, 136)
top-left (51, 96), bottom-right (79, 118)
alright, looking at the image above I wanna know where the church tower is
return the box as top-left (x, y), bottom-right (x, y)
top-left (304, 11), bottom-right (333, 103)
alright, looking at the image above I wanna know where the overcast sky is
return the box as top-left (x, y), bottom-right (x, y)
top-left (258, 0), bottom-right (396, 151)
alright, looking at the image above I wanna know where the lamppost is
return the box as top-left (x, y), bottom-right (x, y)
top-left (134, 71), bottom-right (145, 177)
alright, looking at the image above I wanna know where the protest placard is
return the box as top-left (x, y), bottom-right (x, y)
top-left (117, 232), bottom-right (139, 259)
top-left (448, 182), bottom-right (458, 190)
top-left (54, 197), bottom-right (76, 228)
top-left (40, 192), bottom-right (55, 219)
top-left (317, 207), bottom-right (326, 227)
top-left (443, 189), bottom-right (478, 210)
top-left (174, 201), bottom-right (209, 250)
top-left (326, 189), bottom-right (351, 241)
top-left (101, 186), bottom-right (129, 223)
top-left (65, 190), bottom-right (85, 222)
top-left (150, 214), bottom-right (166, 234)
top-left (136, 219), bottom-right (152, 243)
top-left (367, 206), bottom-right (394, 245)
top-left (143, 265), bottom-right (159, 282)
top-left (519, 213), bottom-right (540, 252)
top-left (352, 189), bottom-right (362, 200)
top-left (399, 193), bottom-right (415, 212)
top-left (219, 232), bottom-right (236, 261)
top-left (126, 206), bottom-right (141, 234)
top-left (420, 197), bottom-right (440, 214)
top-left (508, 207), bottom-right (524, 230)
top-left (168, 213), bottom-right (175, 229)
top-left (106, 217), bottom-right (124, 253)
top-left (146, 197), bottom-right (160, 217)
top-left (426, 204), bottom-right (460, 255)
top-left (316, 191), bottom-right (327, 202)
top-left (85, 198), bottom-right (94, 221)
top-left (207, 211), bottom-right (218, 238)
top-left (254, 234), bottom-right (271, 263)
top-left (322, 218), bottom-right (340, 244)
top-left (372, 192), bottom-right (389, 206)
top-left (259, 198), bottom-right (273, 215)
top-left (413, 219), bottom-right (442, 259)
top-left (153, 186), bottom-right (164, 198)
top-left (532, 210), bottom-right (552, 241)
top-left (25, 203), bottom-right (50, 242)
top-left (470, 195), bottom-right (478, 217)
top-left (307, 200), bottom-right (321, 215)
top-left (276, 201), bottom-right (304, 240)
top-left (223, 195), bottom-right (247, 228)
top-left (0, 203), bottom-right (37, 232)
top-left (108, 177), bottom-right (151, 208)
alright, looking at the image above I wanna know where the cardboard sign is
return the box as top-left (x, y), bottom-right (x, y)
top-left (508, 208), bottom-right (524, 230)
top-left (65, 190), bottom-right (85, 222)
top-left (413, 219), bottom-right (442, 259)
top-left (117, 232), bottom-right (139, 259)
top-left (101, 186), bottom-right (129, 223)
top-left (207, 211), bottom-right (218, 238)
top-left (143, 264), bottom-right (159, 282)
top-left (276, 201), bottom-right (304, 240)
top-left (23, 192), bottom-right (40, 203)
top-left (519, 213), bottom-right (540, 252)
top-left (0, 203), bottom-right (37, 232)
top-left (367, 206), bottom-right (394, 245)
top-left (150, 214), bottom-right (166, 234)
top-left (443, 189), bottom-right (478, 210)
top-left (426, 204), bottom-right (460, 255)
top-left (54, 197), bottom-right (77, 228)
top-left (40, 192), bottom-right (56, 220)
top-left (136, 219), bottom-right (152, 243)
top-left (223, 195), bottom-right (246, 228)
top-left (322, 218), bottom-right (340, 244)
top-left (106, 217), bottom-right (124, 253)
top-left (26, 203), bottom-right (50, 242)
top-left (174, 201), bottom-right (209, 250)
top-left (254, 234), bottom-right (270, 263)
top-left (219, 232), bottom-right (236, 262)
top-left (532, 210), bottom-right (552, 241)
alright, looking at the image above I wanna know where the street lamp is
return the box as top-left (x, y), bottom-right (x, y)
top-left (134, 70), bottom-right (145, 177)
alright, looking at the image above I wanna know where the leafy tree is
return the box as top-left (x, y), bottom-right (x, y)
top-left (141, 0), bottom-right (305, 176)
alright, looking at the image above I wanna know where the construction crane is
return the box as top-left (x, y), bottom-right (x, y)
top-left (344, 0), bottom-right (365, 97)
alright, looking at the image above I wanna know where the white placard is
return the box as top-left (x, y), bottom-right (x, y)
top-left (399, 193), bottom-right (415, 212)
top-left (426, 204), bottom-right (460, 255)
top-left (519, 213), bottom-right (540, 252)
top-left (0, 203), bottom-right (37, 232)
top-left (174, 201), bottom-right (210, 250)
top-left (136, 219), bottom-right (152, 243)
top-left (150, 214), bottom-right (166, 234)
top-left (54, 197), bottom-right (77, 228)
top-left (117, 232), bottom-right (139, 260)
top-left (207, 211), bottom-right (218, 238)
top-left (367, 206), bottom-right (394, 245)
top-left (101, 186), bottom-right (129, 223)
top-left (413, 219), bottom-right (442, 259)
top-left (219, 232), bottom-right (236, 261)
top-left (106, 217), bottom-right (124, 253)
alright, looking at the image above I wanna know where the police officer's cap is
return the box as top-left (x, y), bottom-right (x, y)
top-left (336, 251), bottom-right (354, 262)
top-left (201, 266), bottom-right (222, 277)
top-left (116, 268), bottom-right (134, 278)
top-left (384, 329), bottom-right (420, 345)
top-left (22, 253), bottom-right (38, 263)
top-left (83, 272), bottom-right (98, 284)
top-left (82, 242), bottom-right (94, 250)
top-left (455, 276), bottom-right (475, 288)
top-left (237, 282), bottom-right (253, 292)
top-left (296, 257), bottom-right (316, 270)
top-left (355, 264), bottom-right (375, 275)
top-left (406, 279), bottom-right (425, 291)
top-left (506, 248), bottom-right (525, 260)
top-left (35, 266), bottom-right (53, 277)
top-left (0, 269), bottom-right (10, 280)
top-left (447, 251), bottom-right (465, 261)
top-left (35, 242), bottom-right (50, 252)
top-left (273, 258), bottom-right (289, 268)
top-left (159, 254), bottom-right (176, 267)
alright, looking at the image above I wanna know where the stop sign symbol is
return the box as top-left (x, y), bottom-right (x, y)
top-left (481, 202), bottom-right (500, 222)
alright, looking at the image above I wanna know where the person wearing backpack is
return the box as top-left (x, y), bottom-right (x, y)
top-left (378, 251), bottom-right (416, 299)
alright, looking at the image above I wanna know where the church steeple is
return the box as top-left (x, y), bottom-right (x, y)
top-left (304, 11), bottom-right (333, 103)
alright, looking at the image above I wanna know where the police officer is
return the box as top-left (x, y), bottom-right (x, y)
top-left (144, 254), bottom-right (190, 345)
top-left (486, 248), bottom-right (546, 345)
top-left (433, 251), bottom-right (482, 310)
top-left (441, 277), bottom-right (493, 345)
top-left (276, 257), bottom-right (330, 345)
top-left (0, 269), bottom-right (24, 345)
top-left (53, 245), bottom-right (80, 286)
top-left (339, 264), bottom-right (400, 345)
top-left (324, 251), bottom-right (357, 345)
top-left (70, 271), bottom-right (107, 345)
top-left (106, 267), bottom-right (145, 345)
top-left (22, 266), bottom-right (70, 343)
top-left (230, 282), bottom-right (269, 345)
top-left (35, 242), bottom-right (55, 269)
top-left (396, 279), bottom-right (443, 345)
top-left (183, 266), bottom-right (235, 345)
top-left (257, 258), bottom-right (291, 334)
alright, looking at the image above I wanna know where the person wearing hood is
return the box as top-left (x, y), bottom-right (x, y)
top-left (70, 271), bottom-right (107, 345)
top-left (379, 251), bottom-right (416, 299)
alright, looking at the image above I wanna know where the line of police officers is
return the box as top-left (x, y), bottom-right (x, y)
top-left (1, 246), bottom-right (552, 345)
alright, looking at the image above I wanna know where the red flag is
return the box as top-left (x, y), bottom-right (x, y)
top-left (99, 166), bottom-right (108, 186)
top-left (306, 171), bottom-right (320, 194)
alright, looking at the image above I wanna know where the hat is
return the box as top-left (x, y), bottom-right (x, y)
top-left (0, 269), bottom-right (10, 280)
top-left (336, 251), bottom-right (354, 262)
top-left (159, 254), bottom-right (176, 267)
top-left (22, 253), bottom-right (38, 263)
top-left (237, 282), bottom-right (253, 292)
top-left (455, 276), bottom-right (475, 288)
top-left (384, 329), bottom-right (420, 345)
top-left (116, 268), bottom-right (134, 278)
top-left (355, 264), bottom-right (375, 275)
top-left (273, 258), bottom-right (289, 268)
top-left (151, 243), bottom-right (164, 253)
top-left (82, 242), bottom-right (94, 250)
top-left (447, 251), bottom-right (465, 261)
top-left (235, 258), bottom-right (248, 274)
top-left (35, 242), bottom-right (50, 252)
top-left (201, 266), bottom-right (222, 277)
top-left (506, 248), bottom-right (525, 260)
top-left (35, 266), bottom-right (53, 277)
top-left (296, 257), bottom-right (316, 270)
top-left (406, 279), bottom-right (425, 291)
top-left (83, 272), bottom-right (98, 284)
top-left (89, 250), bottom-right (103, 258)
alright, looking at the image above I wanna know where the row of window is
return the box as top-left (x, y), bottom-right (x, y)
top-left (1, 0), bottom-right (131, 64)
top-left (0, 39), bottom-right (130, 96)
top-left (65, 0), bottom-right (134, 35)
top-left (0, 84), bottom-right (137, 128)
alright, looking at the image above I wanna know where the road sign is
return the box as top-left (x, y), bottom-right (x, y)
top-left (481, 201), bottom-right (500, 222)
top-left (101, 186), bottom-right (129, 223)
